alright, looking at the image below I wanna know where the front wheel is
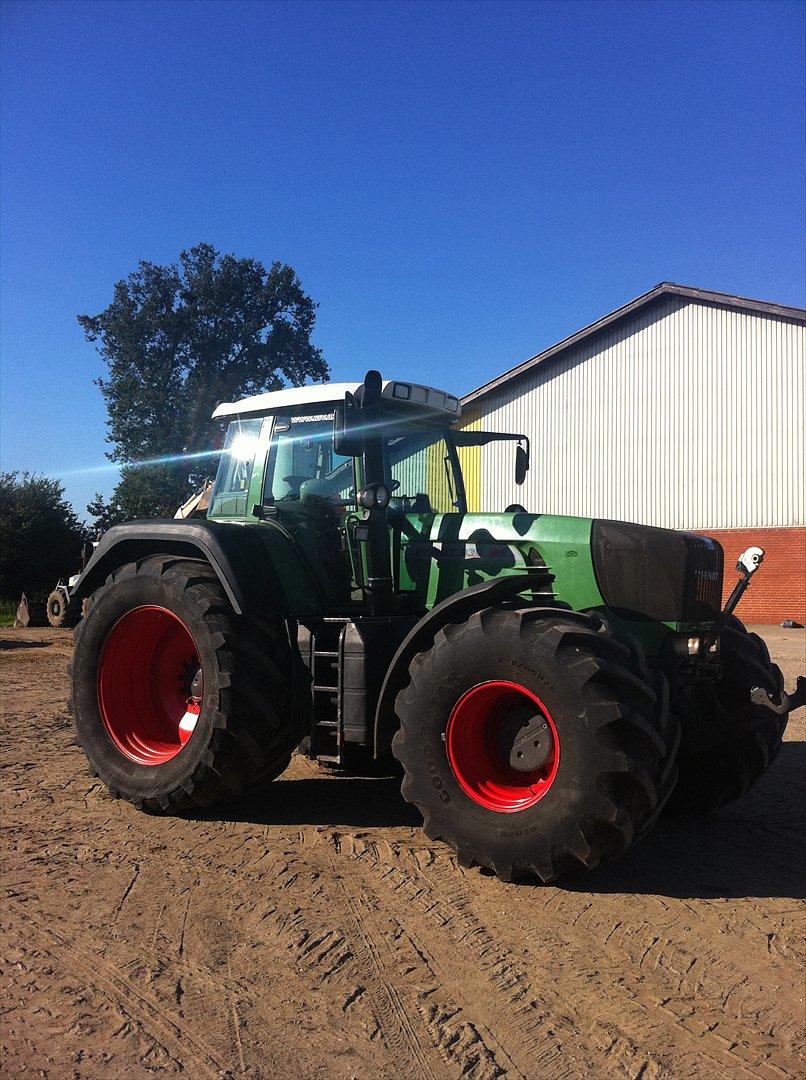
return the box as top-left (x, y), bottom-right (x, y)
top-left (392, 606), bottom-right (680, 883)
top-left (70, 556), bottom-right (302, 813)
top-left (669, 617), bottom-right (789, 812)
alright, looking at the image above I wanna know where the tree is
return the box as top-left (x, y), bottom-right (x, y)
top-left (0, 473), bottom-right (87, 599)
top-left (79, 243), bottom-right (328, 525)
top-left (86, 464), bottom-right (189, 531)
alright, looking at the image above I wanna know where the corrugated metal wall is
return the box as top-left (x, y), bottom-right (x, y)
top-left (475, 298), bottom-right (805, 529)
top-left (456, 406), bottom-right (482, 511)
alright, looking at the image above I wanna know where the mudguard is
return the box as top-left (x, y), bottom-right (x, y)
top-left (373, 569), bottom-right (556, 757)
top-left (69, 520), bottom-right (287, 617)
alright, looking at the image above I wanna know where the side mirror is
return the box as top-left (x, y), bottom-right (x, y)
top-left (515, 443), bottom-right (529, 486)
top-left (333, 395), bottom-right (364, 457)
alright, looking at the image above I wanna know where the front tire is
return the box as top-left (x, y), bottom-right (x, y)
top-left (670, 617), bottom-right (788, 812)
top-left (70, 557), bottom-right (301, 812)
top-left (392, 606), bottom-right (680, 883)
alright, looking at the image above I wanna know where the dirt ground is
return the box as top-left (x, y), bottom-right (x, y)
top-left (1, 626), bottom-right (803, 1080)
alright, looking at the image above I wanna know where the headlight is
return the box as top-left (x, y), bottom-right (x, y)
top-left (357, 484), bottom-right (389, 510)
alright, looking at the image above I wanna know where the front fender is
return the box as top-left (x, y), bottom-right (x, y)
top-left (373, 570), bottom-right (556, 757)
top-left (70, 519), bottom-right (288, 617)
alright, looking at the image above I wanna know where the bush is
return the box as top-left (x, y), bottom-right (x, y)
top-left (0, 472), bottom-right (87, 600)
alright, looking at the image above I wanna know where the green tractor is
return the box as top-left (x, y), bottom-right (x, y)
top-left (68, 372), bottom-right (802, 882)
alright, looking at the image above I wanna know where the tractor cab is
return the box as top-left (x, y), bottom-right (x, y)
top-left (209, 379), bottom-right (465, 514)
top-left (208, 376), bottom-right (529, 612)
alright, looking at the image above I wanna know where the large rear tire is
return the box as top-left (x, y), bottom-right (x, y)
top-left (70, 557), bottom-right (302, 813)
top-left (669, 617), bottom-right (788, 812)
top-left (392, 606), bottom-right (680, 883)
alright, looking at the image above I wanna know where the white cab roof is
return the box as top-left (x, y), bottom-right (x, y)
top-left (212, 380), bottom-right (461, 420)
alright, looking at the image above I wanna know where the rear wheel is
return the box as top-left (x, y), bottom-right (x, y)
top-left (669, 617), bottom-right (788, 812)
top-left (70, 557), bottom-right (302, 812)
top-left (392, 606), bottom-right (680, 883)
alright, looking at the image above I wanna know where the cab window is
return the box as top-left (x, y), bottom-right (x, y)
top-left (209, 418), bottom-right (263, 517)
top-left (264, 413), bottom-right (355, 506)
top-left (386, 428), bottom-right (461, 514)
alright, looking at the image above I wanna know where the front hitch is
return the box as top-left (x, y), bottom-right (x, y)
top-left (751, 676), bottom-right (806, 716)
top-left (704, 546), bottom-right (806, 715)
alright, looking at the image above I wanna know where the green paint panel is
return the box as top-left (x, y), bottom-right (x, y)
top-left (398, 511), bottom-right (602, 610)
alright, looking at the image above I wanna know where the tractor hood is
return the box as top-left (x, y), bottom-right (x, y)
top-left (590, 519), bottom-right (724, 624)
top-left (399, 511), bottom-right (724, 628)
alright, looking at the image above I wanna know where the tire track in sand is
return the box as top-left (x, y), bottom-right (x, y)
top-left (332, 832), bottom-right (796, 1080)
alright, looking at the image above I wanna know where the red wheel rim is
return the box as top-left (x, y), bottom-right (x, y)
top-left (97, 606), bottom-right (202, 766)
top-left (445, 681), bottom-right (560, 813)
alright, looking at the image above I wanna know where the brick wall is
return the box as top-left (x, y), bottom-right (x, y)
top-left (701, 527), bottom-right (806, 625)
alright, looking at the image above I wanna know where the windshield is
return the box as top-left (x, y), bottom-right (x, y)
top-left (209, 417), bottom-right (263, 517)
top-left (264, 413), bottom-right (355, 504)
top-left (385, 427), bottom-right (464, 514)
top-left (211, 413), bottom-right (466, 517)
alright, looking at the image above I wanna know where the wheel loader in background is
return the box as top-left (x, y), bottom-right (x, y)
top-left (44, 540), bottom-right (98, 627)
top-left (67, 371), bottom-right (803, 882)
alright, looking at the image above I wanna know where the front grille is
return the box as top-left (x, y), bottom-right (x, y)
top-left (591, 520), bottom-right (724, 623)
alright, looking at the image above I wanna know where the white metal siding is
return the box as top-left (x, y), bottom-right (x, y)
top-left (476, 298), bottom-right (805, 530)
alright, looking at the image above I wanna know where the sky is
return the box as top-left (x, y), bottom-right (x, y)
top-left (1, 0), bottom-right (804, 519)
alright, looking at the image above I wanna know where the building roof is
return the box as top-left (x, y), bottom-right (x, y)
top-left (461, 282), bottom-right (806, 408)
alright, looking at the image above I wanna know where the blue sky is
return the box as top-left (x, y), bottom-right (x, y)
top-left (1, 0), bottom-right (804, 519)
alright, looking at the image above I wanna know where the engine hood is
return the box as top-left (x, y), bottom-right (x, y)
top-left (399, 511), bottom-right (724, 627)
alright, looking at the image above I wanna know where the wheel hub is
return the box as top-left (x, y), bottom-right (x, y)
top-left (445, 680), bottom-right (560, 813)
top-left (187, 665), bottom-right (202, 699)
top-left (97, 606), bottom-right (202, 766)
top-left (494, 704), bottom-right (553, 772)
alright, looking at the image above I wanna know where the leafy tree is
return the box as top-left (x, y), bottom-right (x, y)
top-left (0, 473), bottom-right (87, 599)
top-left (86, 464), bottom-right (189, 531)
top-left (79, 243), bottom-right (328, 526)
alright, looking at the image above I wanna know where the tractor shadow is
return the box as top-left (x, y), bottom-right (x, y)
top-left (562, 740), bottom-right (806, 901)
top-left (197, 771), bottom-right (422, 830)
top-left (0, 639), bottom-right (52, 651)
top-left (196, 743), bottom-right (805, 901)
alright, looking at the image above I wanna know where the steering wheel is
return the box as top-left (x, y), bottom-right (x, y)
top-left (283, 474), bottom-right (311, 496)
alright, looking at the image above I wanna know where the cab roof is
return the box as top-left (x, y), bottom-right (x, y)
top-left (212, 380), bottom-right (461, 420)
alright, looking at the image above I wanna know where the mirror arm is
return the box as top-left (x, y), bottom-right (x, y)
top-left (358, 370), bottom-right (393, 615)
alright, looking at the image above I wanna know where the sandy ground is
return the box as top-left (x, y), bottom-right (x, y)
top-left (1, 625), bottom-right (804, 1080)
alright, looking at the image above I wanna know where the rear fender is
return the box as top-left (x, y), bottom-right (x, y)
top-left (373, 570), bottom-right (556, 757)
top-left (70, 520), bottom-right (287, 617)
